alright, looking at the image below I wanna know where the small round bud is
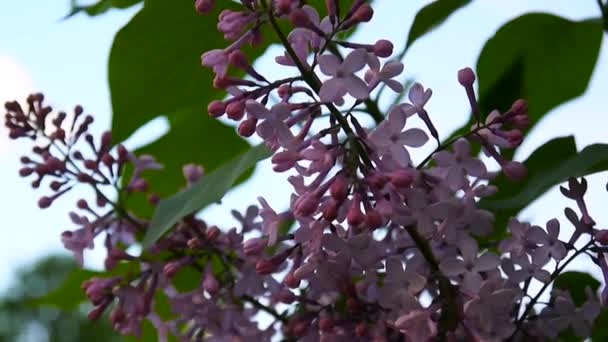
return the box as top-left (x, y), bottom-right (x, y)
top-left (38, 196), bottom-right (53, 209)
top-left (228, 50), bottom-right (249, 70)
top-left (330, 175), bottom-right (349, 202)
top-left (238, 117), bottom-right (257, 137)
top-left (284, 272), bottom-right (301, 288)
top-left (206, 226), bottom-right (221, 241)
top-left (226, 101), bottom-right (246, 121)
top-left (596, 230), bottom-right (608, 245)
top-left (373, 39), bottom-right (393, 58)
top-left (457, 67), bottom-right (476, 87)
top-left (353, 4), bottom-right (374, 23)
top-left (77, 199), bottom-right (89, 209)
top-left (195, 0), bottom-right (215, 15)
top-left (208, 100), bottom-right (226, 118)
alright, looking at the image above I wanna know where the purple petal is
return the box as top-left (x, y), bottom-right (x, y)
top-left (344, 75), bottom-right (370, 100)
top-left (399, 128), bottom-right (428, 147)
top-left (246, 100), bottom-right (272, 119)
top-left (473, 253), bottom-right (500, 272)
top-left (341, 48), bottom-right (367, 73)
top-left (319, 77), bottom-right (344, 103)
top-left (318, 54), bottom-right (341, 76)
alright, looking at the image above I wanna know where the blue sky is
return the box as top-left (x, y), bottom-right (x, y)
top-left (0, 0), bottom-right (606, 292)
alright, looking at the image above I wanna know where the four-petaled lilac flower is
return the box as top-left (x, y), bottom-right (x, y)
top-left (365, 55), bottom-right (404, 93)
top-left (369, 106), bottom-right (428, 166)
top-left (433, 138), bottom-right (487, 190)
top-left (501, 250), bottom-right (551, 284)
top-left (526, 218), bottom-right (567, 261)
top-left (245, 101), bottom-right (294, 148)
top-left (399, 82), bottom-right (432, 117)
top-left (318, 49), bottom-right (370, 104)
top-left (257, 197), bottom-right (283, 246)
top-left (439, 236), bottom-right (500, 295)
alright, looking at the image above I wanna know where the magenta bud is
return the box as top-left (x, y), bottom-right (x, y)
top-left (256, 259), bottom-right (279, 275)
top-left (347, 194), bottom-right (365, 226)
top-left (206, 226), bottom-right (221, 241)
top-left (38, 196), bottom-right (53, 209)
top-left (365, 208), bottom-right (383, 230)
top-left (226, 100), bottom-right (246, 121)
top-left (278, 289), bottom-right (296, 304)
top-left (183, 164), bottom-right (204, 184)
top-left (373, 39), bottom-right (393, 58)
top-left (203, 268), bottom-right (220, 294)
top-left (596, 230), bottom-right (608, 245)
top-left (390, 169), bottom-right (414, 188)
top-left (238, 117), bottom-right (257, 137)
top-left (295, 193), bottom-right (320, 217)
top-left (330, 175), bottom-right (349, 202)
top-left (19, 167), bottom-right (33, 177)
top-left (87, 305), bottom-right (106, 321)
top-left (503, 161), bottom-right (527, 182)
top-left (284, 272), bottom-right (301, 288)
top-left (77, 199), bottom-right (89, 209)
top-left (289, 8), bottom-right (313, 28)
top-left (457, 67), bottom-right (476, 87)
top-left (511, 99), bottom-right (528, 116)
top-left (353, 4), bottom-right (373, 22)
top-left (208, 100), bottom-right (226, 118)
top-left (322, 199), bottom-right (339, 221)
top-left (195, 0), bottom-right (215, 15)
top-left (243, 237), bottom-right (268, 256)
top-left (228, 50), bottom-right (249, 70)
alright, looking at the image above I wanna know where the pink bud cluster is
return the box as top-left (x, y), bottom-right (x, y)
top-left (5, 1), bottom-right (608, 341)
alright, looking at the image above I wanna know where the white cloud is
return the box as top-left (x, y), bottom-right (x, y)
top-left (0, 54), bottom-right (35, 157)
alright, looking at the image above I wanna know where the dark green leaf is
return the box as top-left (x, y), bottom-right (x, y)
top-left (592, 310), bottom-right (608, 341)
top-left (32, 269), bottom-right (99, 310)
top-left (143, 144), bottom-right (272, 248)
top-left (32, 262), bottom-right (134, 310)
top-left (480, 137), bottom-right (608, 241)
top-left (67, 0), bottom-right (141, 18)
top-left (124, 108), bottom-right (250, 217)
top-left (554, 271), bottom-right (600, 306)
top-left (403, 0), bottom-right (471, 54)
top-left (447, 14), bottom-right (603, 154)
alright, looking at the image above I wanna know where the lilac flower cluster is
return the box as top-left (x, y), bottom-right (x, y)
top-left (5, 1), bottom-right (608, 341)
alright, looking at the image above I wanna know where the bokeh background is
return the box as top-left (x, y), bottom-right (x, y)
top-left (0, 0), bottom-right (606, 340)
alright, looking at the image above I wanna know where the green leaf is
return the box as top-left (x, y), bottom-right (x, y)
top-left (124, 108), bottom-right (250, 217)
top-left (480, 137), bottom-right (608, 241)
top-left (447, 13), bottom-right (603, 153)
top-left (143, 144), bottom-right (273, 248)
top-left (403, 0), bottom-right (471, 55)
top-left (67, 0), bottom-right (142, 18)
top-left (31, 269), bottom-right (100, 310)
top-left (592, 310), bottom-right (608, 341)
top-left (32, 263), bottom-right (134, 310)
top-left (554, 271), bottom-right (600, 306)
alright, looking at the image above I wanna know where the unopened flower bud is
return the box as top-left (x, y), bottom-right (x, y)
top-left (208, 100), bottom-right (226, 117)
top-left (330, 175), bottom-right (349, 202)
top-left (238, 117), bottom-right (257, 137)
top-left (284, 272), bottom-right (301, 288)
top-left (206, 226), bottom-right (221, 241)
top-left (503, 161), bottom-right (527, 181)
top-left (226, 100), bottom-right (246, 120)
top-left (596, 230), bottom-right (608, 245)
top-left (390, 169), bottom-right (414, 188)
top-left (373, 39), bottom-right (393, 58)
top-left (38, 196), bottom-right (53, 209)
top-left (243, 237), bottom-right (268, 255)
top-left (365, 208), bottom-right (383, 230)
top-left (195, 0), bottom-right (215, 15)
top-left (457, 67), bottom-right (476, 87)
top-left (183, 164), bottom-right (204, 184)
top-left (347, 194), bottom-right (365, 226)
